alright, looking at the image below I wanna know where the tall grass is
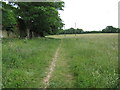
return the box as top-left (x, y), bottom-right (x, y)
top-left (2, 38), bottom-right (60, 88)
top-left (2, 34), bottom-right (118, 88)
top-left (60, 34), bottom-right (118, 88)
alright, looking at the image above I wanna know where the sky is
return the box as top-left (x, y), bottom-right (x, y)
top-left (59, 0), bottom-right (119, 31)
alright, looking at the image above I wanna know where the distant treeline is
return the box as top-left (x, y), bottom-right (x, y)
top-left (59, 26), bottom-right (120, 34)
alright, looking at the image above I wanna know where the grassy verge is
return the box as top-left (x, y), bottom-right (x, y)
top-left (2, 38), bottom-right (60, 88)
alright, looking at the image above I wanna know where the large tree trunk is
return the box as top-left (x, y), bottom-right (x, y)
top-left (32, 31), bottom-right (34, 38)
top-left (27, 28), bottom-right (29, 38)
top-left (26, 28), bottom-right (32, 39)
top-left (18, 19), bottom-right (27, 38)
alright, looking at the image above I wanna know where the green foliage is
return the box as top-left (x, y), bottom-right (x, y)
top-left (59, 28), bottom-right (84, 34)
top-left (16, 2), bottom-right (64, 37)
top-left (2, 2), bottom-right (17, 31)
top-left (59, 26), bottom-right (119, 35)
top-left (2, 1), bottom-right (64, 38)
top-left (102, 26), bottom-right (119, 33)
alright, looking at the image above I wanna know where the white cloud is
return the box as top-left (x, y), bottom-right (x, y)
top-left (59, 0), bottom-right (119, 31)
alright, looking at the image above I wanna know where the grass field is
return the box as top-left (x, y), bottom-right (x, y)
top-left (2, 33), bottom-right (119, 88)
top-left (2, 38), bottom-right (61, 88)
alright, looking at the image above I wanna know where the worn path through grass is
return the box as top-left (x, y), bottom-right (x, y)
top-left (48, 39), bottom-right (75, 88)
top-left (42, 40), bottom-right (62, 88)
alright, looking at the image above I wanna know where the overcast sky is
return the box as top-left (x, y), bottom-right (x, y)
top-left (59, 0), bottom-right (119, 31)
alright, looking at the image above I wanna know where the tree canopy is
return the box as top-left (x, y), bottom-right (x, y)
top-left (2, 2), bottom-right (17, 31)
top-left (102, 26), bottom-right (120, 33)
top-left (2, 1), bottom-right (64, 38)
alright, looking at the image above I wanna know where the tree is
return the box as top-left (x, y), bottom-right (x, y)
top-left (2, 2), bottom-right (17, 36)
top-left (117, 28), bottom-right (120, 33)
top-left (15, 2), bottom-right (64, 38)
top-left (76, 28), bottom-right (84, 34)
top-left (62, 28), bottom-right (84, 34)
top-left (2, 1), bottom-right (64, 38)
top-left (102, 26), bottom-right (118, 33)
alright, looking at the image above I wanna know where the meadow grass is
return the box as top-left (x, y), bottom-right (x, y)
top-left (2, 33), bottom-right (119, 88)
top-left (48, 34), bottom-right (118, 88)
top-left (2, 38), bottom-right (60, 88)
